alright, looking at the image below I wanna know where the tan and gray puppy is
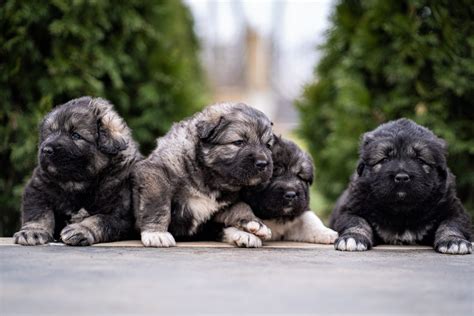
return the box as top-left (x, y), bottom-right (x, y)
top-left (14, 97), bottom-right (140, 246)
top-left (216, 135), bottom-right (338, 247)
top-left (133, 102), bottom-right (274, 247)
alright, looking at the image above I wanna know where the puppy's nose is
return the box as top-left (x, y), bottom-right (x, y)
top-left (42, 146), bottom-right (54, 156)
top-left (255, 160), bottom-right (268, 170)
top-left (284, 191), bottom-right (297, 200)
top-left (394, 173), bottom-right (410, 183)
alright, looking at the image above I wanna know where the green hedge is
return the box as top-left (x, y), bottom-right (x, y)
top-left (0, 0), bottom-right (208, 236)
top-left (297, 0), bottom-right (474, 218)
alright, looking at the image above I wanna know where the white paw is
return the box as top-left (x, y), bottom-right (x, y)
top-left (436, 238), bottom-right (472, 255)
top-left (223, 227), bottom-right (263, 248)
top-left (335, 237), bottom-right (368, 251)
top-left (306, 227), bottom-right (338, 244)
top-left (141, 231), bottom-right (176, 248)
top-left (244, 221), bottom-right (272, 240)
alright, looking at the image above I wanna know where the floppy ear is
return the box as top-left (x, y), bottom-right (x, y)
top-left (196, 116), bottom-right (225, 142)
top-left (91, 98), bottom-right (128, 155)
top-left (357, 161), bottom-right (365, 176)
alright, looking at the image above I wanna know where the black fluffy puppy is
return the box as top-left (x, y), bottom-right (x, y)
top-left (330, 119), bottom-right (472, 254)
top-left (14, 97), bottom-right (140, 246)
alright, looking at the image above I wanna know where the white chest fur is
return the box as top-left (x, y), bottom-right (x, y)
top-left (186, 187), bottom-right (228, 234)
top-left (375, 224), bottom-right (433, 245)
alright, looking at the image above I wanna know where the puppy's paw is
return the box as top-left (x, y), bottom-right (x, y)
top-left (335, 234), bottom-right (370, 252)
top-left (242, 220), bottom-right (272, 240)
top-left (435, 237), bottom-right (472, 255)
top-left (223, 227), bottom-right (263, 248)
top-left (306, 227), bottom-right (339, 244)
top-left (61, 224), bottom-right (96, 246)
top-left (141, 231), bottom-right (176, 248)
top-left (14, 228), bottom-right (53, 246)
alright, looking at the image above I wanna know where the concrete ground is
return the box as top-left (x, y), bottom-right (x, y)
top-left (1, 238), bottom-right (473, 315)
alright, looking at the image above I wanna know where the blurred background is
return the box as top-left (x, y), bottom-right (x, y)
top-left (1, 0), bottom-right (473, 236)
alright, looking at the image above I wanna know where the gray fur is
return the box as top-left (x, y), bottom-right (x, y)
top-left (133, 102), bottom-right (273, 247)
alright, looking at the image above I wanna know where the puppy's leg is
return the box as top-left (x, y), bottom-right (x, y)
top-left (278, 211), bottom-right (338, 244)
top-left (434, 205), bottom-right (472, 255)
top-left (222, 227), bottom-right (263, 248)
top-left (14, 183), bottom-right (54, 246)
top-left (332, 213), bottom-right (374, 251)
top-left (214, 202), bottom-right (271, 240)
top-left (60, 214), bottom-right (132, 246)
top-left (133, 168), bottom-right (175, 248)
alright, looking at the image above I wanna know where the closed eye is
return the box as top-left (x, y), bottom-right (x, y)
top-left (231, 140), bottom-right (245, 146)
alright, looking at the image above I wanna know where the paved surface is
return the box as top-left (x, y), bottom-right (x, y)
top-left (1, 239), bottom-right (473, 315)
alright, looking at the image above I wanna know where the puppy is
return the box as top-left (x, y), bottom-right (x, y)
top-left (215, 135), bottom-right (338, 247)
top-left (133, 102), bottom-right (274, 247)
top-left (330, 118), bottom-right (472, 254)
top-left (14, 97), bottom-right (140, 246)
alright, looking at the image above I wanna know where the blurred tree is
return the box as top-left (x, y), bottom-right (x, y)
top-left (297, 0), bottom-right (474, 218)
top-left (0, 0), bottom-right (208, 236)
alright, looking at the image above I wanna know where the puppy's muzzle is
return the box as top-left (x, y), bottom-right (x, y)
top-left (394, 173), bottom-right (411, 183)
top-left (284, 190), bottom-right (297, 201)
top-left (42, 146), bottom-right (54, 156)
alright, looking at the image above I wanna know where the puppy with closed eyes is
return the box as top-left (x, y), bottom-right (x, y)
top-left (215, 135), bottom-right (338, 247)
top-left (133, 102), bottom-right (274, 247)
top-left (330, 118), bottom-right (472, 254)
top-left (14, 97), bottom-right (140, 246)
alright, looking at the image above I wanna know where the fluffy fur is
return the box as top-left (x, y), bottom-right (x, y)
top-left (330, 118), bottom-right (472, 254)
top-left (14, 97), bottom-right (141, 246)
top-left (133, 102), bottom-right (274, 247)
top-left (216, 135), bottom-right (337, 247)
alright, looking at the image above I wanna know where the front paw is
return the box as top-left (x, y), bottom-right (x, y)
top-left (141, 231), bottom-right (176, 248)
top-left (302, 227), bottom-right (338, 244)
top-left (335, 234), bottom-right (370, 252)
top-left (14, 228), bottom-right (53, 246)
top-left (61, 224), bottom-right (95, 246)
top-left (241, 220), bottom-right (272, 240)
top-left (435, 237), bottom-right (472, 255)
top-left (223, 227), bottom-right (263, 248)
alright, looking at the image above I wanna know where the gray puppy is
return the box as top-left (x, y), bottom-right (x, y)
top-left (14, 97), bottom-right (140, 246)
top-left (215, 135), bottom-right (337, 247)
top-left (330, 119), bottom-right (472, 254)
top-left (133, 102), bottom-right (274, 247)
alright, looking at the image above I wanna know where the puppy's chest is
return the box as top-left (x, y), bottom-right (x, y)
top-left (176, 188), bottom-right (231, 235)
top-left (374, 224), bottom-right (434, 245)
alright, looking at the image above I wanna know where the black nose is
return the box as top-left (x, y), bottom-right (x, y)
top-left (255, 160), bottom-right (268, 170)
top-left (394, 173), bottom-right (410, 183)
top-left (42, 146), bottom-right (54, 156)
top-left (284, 191), bottom-right (297, 200)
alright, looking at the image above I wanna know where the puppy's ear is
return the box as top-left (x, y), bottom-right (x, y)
top-left (357, 161), bottom-right (365, 176)
top-left (91, 98), bottom-right (128, 155)
top-left (197, 116), bottom-right (226, 142)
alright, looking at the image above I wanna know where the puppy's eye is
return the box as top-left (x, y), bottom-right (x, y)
top-left (266, 142), bottom-right (272, 149)
top-left (417, 157), bottom-right (427, 164)
top-left (232, 140), bottom-right (245, 146)
top-left (71, 132), bottom-right (83, 141)
top-left (378, 158), bottom-right (388, 164)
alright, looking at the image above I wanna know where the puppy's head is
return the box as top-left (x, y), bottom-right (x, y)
top-left (357, 118), bottom-right (448, 206)
top-left (244, 135), bottom-right (314, 219)
top-left (196, 103), bottom-right (274, 189)
top-left (38, 97), bottom-right (130, 181)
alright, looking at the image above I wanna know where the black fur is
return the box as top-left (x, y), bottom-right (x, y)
top-left (14, 97), bottom-right (141, 246)
top-left (243, 135), bottom-right (313, 221)
top-left (330, 118), bottom-right (472, 254)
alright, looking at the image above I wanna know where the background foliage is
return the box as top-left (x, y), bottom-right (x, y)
top-left (0, 0), bottom-right (207, 236)
top-left (298, 0), bottom-right (474, 219)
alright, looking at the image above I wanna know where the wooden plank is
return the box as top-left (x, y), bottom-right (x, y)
top-left (0, 237), bottom-right (451, 250)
